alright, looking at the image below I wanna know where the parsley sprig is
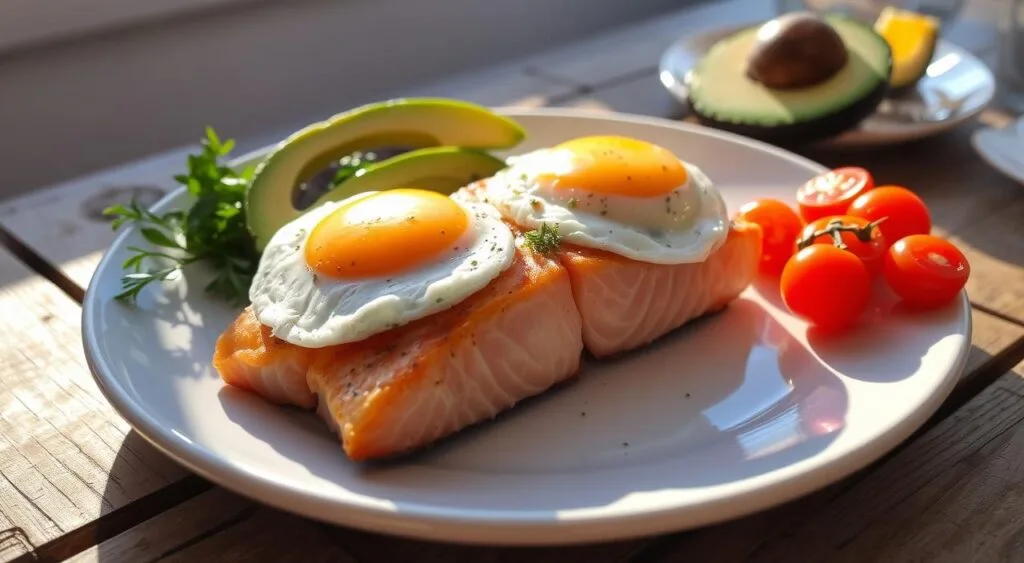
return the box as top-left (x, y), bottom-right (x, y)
top-left (523, 222), bottom-right (562, 254)
top-left (105, 128), bottom-right (259, 305)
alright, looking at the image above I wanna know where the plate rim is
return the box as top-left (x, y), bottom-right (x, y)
top-left (657, 25), bottom-right (997, 149)
top-left (972, 123), bottom-right (1024, 186)
top-left (81, 108), bottom-right (973, 545)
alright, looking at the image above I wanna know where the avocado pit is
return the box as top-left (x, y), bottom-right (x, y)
top-left (745, 12), bottom-right (849, 90)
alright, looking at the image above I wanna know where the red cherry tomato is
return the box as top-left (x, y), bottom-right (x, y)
top-left (781, 245), bottom-right (872, 331)
top-left (796, 167), bottom-right (875, 222)
top-left (847, 185), bottom-right (931, 247)
top-left (735, 198), bottom-right (804, 276)
top-left (884, 234), bottom-right (970, 309)
top-left (799, 215), bottom-right (887, 274)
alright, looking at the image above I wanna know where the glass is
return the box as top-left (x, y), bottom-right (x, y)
top-left (997, 0), bottom-right (1024, 112)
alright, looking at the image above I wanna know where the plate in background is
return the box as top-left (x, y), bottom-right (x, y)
top-left (659, 24), bottom-right (996, 149)
top-left (972, 116), bottom-right (1024, 185)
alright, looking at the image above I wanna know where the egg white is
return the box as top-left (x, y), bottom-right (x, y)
top-left (466, 148), bottom-right (730, 264)
top-left (249, 192), bottom-right (515, 348)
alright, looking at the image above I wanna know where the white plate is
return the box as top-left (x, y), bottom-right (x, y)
top-left (659, 24), bottom-right (996, 149)
top-left (82, 109), bottom-right (971, 546)
top-left (972, 117), bottom-right (1024, 185)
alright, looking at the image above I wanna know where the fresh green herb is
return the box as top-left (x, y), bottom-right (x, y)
top-left (105, 127), bottom-right (259, 305)
top-left (523, 222), bottom-right (561, 254)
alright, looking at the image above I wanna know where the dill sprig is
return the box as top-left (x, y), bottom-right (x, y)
top-left (523, 222), bottom-right (562, 254)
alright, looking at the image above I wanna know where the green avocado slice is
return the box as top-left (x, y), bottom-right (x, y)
top-left (311, 147), bottom-right (506, 207)
top-left (245, 98), bottom-right (525, 249)
top-left (249, 147), bottom-right (509, 247)
top-left (686, 15), bottom-right (892, 145)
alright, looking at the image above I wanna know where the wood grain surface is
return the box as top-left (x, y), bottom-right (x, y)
top-left (0, 248), bottom-right (193, 563)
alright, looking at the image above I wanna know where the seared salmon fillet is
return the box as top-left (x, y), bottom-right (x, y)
top-left (307, 235), bottom-right (583, 461)
top-left (214, 234), bottom-right (584, 461)
top-left (557, 220), bottom-right (761, 358)
top-left (213, 311), bottom-right (319, 409)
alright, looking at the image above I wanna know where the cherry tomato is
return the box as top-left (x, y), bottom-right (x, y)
top-left (847, 185), bottom-right (931, 247)
top-left (798, 215), bottom-right (887, 273)
top-left (781, 245), bottom-right (871, 331)
top-left (796, 166), bottom-right (875, 222)
top-left (884, 234), bottom-right (970, 309)
top-left (736, 198), bottom-right (804, 276)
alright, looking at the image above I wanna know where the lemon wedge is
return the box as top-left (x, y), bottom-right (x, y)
top-left (874, 6), bottom-right (940, 89)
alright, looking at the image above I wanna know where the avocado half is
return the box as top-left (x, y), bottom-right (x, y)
top-left (686, 14), bottom-right (893, 146)
top-left (245, 98), bottom-right (525, 249)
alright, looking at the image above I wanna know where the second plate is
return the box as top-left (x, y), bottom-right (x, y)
top-left (659, 24), bottom-right (996, 149)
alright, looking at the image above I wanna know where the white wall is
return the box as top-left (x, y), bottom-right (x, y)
top-left (0, 0), bottom-right (700, 196)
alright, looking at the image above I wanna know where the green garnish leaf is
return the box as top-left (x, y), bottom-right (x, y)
top-left (106, 128), bottom-right (259, 305)
top-left (140, 227), bottom-right (182, 249)
top-left (523, 222), bottom-right (562, 255)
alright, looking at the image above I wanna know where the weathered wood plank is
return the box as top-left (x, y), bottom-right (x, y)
top-left (555, 74), bottom-right (685, 119)
top-left (645, 358), bottom-right (1024, 563)
top-left (946, 197), bottom-right (1024, 324)
top-left (65, 489), bottom-right (253, 563)
top-left (0, 249), bottom-right (189, 561)
top-left (0, 151), bottom-right (187, 290)
top-left (959, 309), bottom-right (1024, 387)
top-left (61, 489), bottom-right (356, 563)
top-left (325, 529), bottom-right (644, 563)
top-left (69, 490), bottom-right (644, 563)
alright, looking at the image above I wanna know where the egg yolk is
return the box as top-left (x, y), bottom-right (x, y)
top-left (545, 136), bottom-right (688, 197)
top-left (305, 189), bottom-right (469, 278)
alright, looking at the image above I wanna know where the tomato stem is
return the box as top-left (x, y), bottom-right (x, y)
top-left (797, 217), bottom-right (887, 251)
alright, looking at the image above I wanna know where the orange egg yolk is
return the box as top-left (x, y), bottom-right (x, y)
top-left (305, 189), bottom-right (469, 278)
top-left (545, 135), bottom-right (688, 197)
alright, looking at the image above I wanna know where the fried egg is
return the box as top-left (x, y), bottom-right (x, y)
top-left (249, 189), bottom-right (515, 348)
top-left (467, 135), bottom-right (729, 264)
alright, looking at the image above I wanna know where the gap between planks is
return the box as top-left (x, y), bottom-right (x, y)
top-left (0, 226), bottom-right (84, 304)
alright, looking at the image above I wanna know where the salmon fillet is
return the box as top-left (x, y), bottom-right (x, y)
top-left (307, 235), bottom-right (583, 460)
top-left (557, 220), bottom-right (762, 358)
top-left (213, 311), bottom-right (319, 409)
top-left (214, 235), bottom-right (584, 461)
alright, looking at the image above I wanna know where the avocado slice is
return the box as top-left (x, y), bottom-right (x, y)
top-left (245, 98), bottom-right (525, 249)
top-left (686, 14), bottom-right (892, 146)
top-left (248, 147), bottom-right (509, 247)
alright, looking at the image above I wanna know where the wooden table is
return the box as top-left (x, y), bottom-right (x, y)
top-left (2, 0), bottom-right (1022, 561)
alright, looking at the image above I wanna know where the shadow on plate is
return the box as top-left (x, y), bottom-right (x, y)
top-left (752, 274), bottom-right (944, 384)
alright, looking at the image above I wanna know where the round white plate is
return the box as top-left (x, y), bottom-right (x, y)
top-left (659, 24), bottom-right (995, 149)
top-left (83, 109), bottom-right (971, 546)
top-left (972, 117), bottom-right (1024, 186)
